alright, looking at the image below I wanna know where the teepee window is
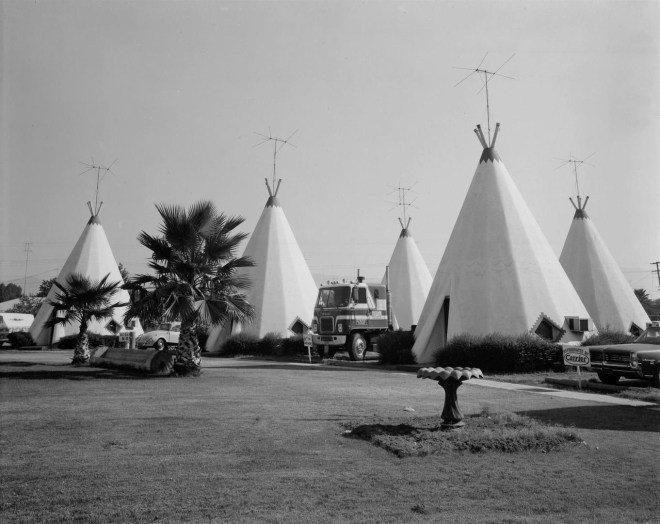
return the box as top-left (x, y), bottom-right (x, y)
top-left (629, 323), bottom-right (642, 337)
top-left (288, 317), bottom-right (310, 335)
top-left (532, 314), bottom-right (564, 342)
top-left (535, 320), bottom-right (554, 341)
top-left (105, 319), bottom-right (122, 334)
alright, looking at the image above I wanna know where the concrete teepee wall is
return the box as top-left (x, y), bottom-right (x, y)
top-left (382, 219), bottom-right (432, 331)
top-left (412, 125), bottom-right (593, 364)
top-left (206, 180), bottom-right (318, 350)
top-left (559, 197), bottom-right (650, 334)
top-left (30, 213), bottom-right (142, 346)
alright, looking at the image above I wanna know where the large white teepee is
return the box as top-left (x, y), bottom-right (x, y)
top-left (559, 196), bottom-right (650, 334)
top-left (382, 218), bottom-right (432, 331)
top-left (206, 180), bottom-right (318, 350)
top-left (412, 124), bottom-right (594, 364)
top-left (30, 211), bottom-right (143, 346)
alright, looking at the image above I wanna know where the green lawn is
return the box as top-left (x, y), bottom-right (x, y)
top-left (1, 356), bottom-right (658, 523)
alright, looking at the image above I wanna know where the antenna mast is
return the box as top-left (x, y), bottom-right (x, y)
top-left (79, 159), bottom-right (116, 216)
top-left (454, 53), bottom-right (515, 144)
top-left (387, 183), bottom-right (418, 230)
top-left (255, 129), bottom-right (297, 196)
top-left (555, 153), bottom-right (595, 211)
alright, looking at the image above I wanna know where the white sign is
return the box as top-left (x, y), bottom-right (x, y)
top-left (562, 346), bottom-right (590, 367)
top-left (303, 332), bottom-right (313, 348)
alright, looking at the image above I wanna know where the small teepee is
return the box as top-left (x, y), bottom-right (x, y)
top-left (206, 178), bottom-right (318, 350)
top-left (412, 124), bottom-right (594, 364)
top-left (30, 206), bottom-right (142, 346)
top-left (559, 195), bottom-right (650, 335)
top-left (382, 217), bottom-right (432, 331)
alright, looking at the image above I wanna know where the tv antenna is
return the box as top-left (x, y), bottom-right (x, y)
top-left (79, 158), bottom-right (117, 216)
top-left (454, 53), bottom-right (515, 145)
top-left (254, 129), bottom-right (297, 197)
top-left (387, 183), bottom-right (418, 230)
top-left (555, 153), bottom-right (595, 212)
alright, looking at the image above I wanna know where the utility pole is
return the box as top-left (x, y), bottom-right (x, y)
top-left (23, 242), bottom-right (32, 296)
top-left (652, 261), bottom-right (660, 288)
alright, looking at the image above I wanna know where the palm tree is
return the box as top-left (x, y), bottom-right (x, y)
top-left (124, 201), bottom-right (254, 376)
top-left (44, 273), bottom-right (126, 365)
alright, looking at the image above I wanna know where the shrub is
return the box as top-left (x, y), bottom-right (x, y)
top-left (280, 335), bottom-right (306, 356)
top-left (7, 331), bottom-right (35, 348)
top-left (219, 333), bottom-right (259, 356)
top-left (256, 332), bottom-right (281, 356)
top-left (435, 332), bottom-right (563, 373)
top-left (219, 333), bottom-right (309, 358)
top-left (56, 333), bottom-right (119, 349)
top-left (377, 330), bottom-right (416, 365)
top-left (581, 329), bottom-right (635, 347)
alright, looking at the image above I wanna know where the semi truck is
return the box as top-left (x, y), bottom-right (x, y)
top-left (311, 272), bottom-right (392, 360)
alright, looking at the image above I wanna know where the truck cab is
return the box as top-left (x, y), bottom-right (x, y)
top-left (311, 278), bottom-right (390, 360)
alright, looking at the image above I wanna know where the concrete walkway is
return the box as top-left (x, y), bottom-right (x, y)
top-left (468, 378), bottom-right (657, 407)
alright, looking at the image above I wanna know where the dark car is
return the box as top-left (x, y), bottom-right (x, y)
top-left (589, 324), bottom-right (660, 387)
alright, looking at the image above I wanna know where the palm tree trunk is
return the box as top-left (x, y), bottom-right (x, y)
top-left (174, 321), bottom-right (201, 376)
top-left (72, 330), bottom-right (90, 365)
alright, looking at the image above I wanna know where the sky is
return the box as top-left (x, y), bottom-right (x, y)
top-left (1, 0), bottom-right (659, 298)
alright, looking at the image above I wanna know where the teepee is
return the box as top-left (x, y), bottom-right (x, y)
top-left (206, 178), bottom-right (318, 350)
top-left (559, 195), bottom-right (650, 334)
top-left (412, 124), bottom-right (594, 364)
top-left (30, 207), bottom-right (143, 346)
top-left (382, 218), bottom-right (432, 331)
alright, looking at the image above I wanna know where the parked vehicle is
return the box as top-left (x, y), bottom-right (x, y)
top-left (589, 323), bottom-right (660, 387)
top-left (311, 273), bottom-right (392, 360)
top-left (135, 322), bottom-right (181, 350)
top-left (0, 313), bottom-right (34, 345)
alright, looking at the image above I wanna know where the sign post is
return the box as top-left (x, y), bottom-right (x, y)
top-left (303, 331), bottom-right (313, 364)
top-left (562, 346), bottom-right (591, 389)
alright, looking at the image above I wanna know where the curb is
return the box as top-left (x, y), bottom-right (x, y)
top-left (544, 377), bottom-right (646, 392)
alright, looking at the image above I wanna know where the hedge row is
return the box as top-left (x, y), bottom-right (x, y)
top-left (219, 333), bottom-right (307, 357)
top-left (580, 329), bottom-right (635, 346)
top-left (435, 333), bottom-right (564, 373)
top-left (377, 330), bottom-right (415, 365)
top-left (6, 331), bottom-right (35, 348)
top-left (57, 333), bottom-right (120, 349)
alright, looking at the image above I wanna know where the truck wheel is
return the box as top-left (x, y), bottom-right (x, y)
top-left (597, 372), bottom-right (620, 385)
top-left (154, 338), bottom-right (167, 351)
top-left (652, 366), bottom-right (660, 389)
top-left (348, 333), bottom-right (367, 361)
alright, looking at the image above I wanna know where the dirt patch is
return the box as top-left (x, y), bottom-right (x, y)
top-left (343, 412), bottom-right (584, 457)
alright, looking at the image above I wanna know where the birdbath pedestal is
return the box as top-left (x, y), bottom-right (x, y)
top-left (417, 367), bottom-right (484, 430)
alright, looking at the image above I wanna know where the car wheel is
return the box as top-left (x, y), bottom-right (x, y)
top-left (597, 371), bottom-right (620, 385)
top-left (348, 333), bottom-right (367, 361)
top-left (652, 366), bottom-right (660, 389)
top-left (154, 338), bottom-right (167, 351)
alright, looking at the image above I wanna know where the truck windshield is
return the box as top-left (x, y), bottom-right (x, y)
top-left (317, 286), bottom-right (351, 308)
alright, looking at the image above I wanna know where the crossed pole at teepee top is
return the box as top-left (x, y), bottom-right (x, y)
top-left (78, 159), bottom-right (117, 216)
top-left (254, 129), bottom-right (297, 197)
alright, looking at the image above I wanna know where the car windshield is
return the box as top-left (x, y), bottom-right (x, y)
top-left (158, 323), bottom-right (172, 331)
top-left (635, 327), bottom-right (660, 345)
top-left (316, 286), bottom-right (351, 308)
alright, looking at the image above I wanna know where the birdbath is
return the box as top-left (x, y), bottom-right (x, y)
top-left (417, 366), bottom-right (484, 430)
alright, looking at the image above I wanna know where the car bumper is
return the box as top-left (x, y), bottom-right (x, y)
top-left (312, 334), bottom-right (347, 347)
top-left (590, 362), bottom-right (645, 379)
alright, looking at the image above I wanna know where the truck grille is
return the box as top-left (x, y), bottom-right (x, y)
top-left (319, 317), bottom-right (334, 334)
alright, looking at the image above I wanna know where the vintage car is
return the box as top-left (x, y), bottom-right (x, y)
top-left (135, 322), bottom-right (181, 350)
top-left (588, 324), bottom-right (660, 387)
